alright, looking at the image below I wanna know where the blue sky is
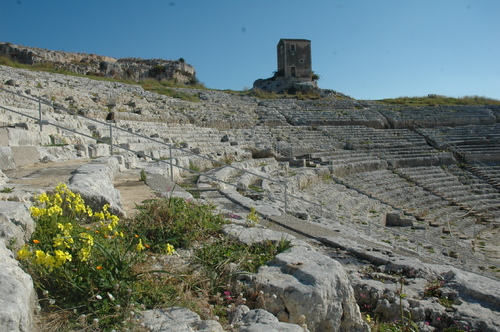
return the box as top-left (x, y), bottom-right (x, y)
top-left (1, 0), bottom-right (499, 100)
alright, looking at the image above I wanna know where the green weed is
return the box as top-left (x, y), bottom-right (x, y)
top-left (195, 237), bottom-right (291, 294)
top-left (245, 207), bottom-right (260, 227)
top-left (139, 169), bottom-right (147, 182)
top-left (0, 186), bottom-right (15, 193)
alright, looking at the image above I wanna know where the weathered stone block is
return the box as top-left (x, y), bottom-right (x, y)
top-left (385, 211), bottom-right (414, 227)
top-left (11, 146), bottom-right (39, 167)
top-left (0, 201), bottom-right (35, 249)
top-left (0, 239), bottom-right (35, 332)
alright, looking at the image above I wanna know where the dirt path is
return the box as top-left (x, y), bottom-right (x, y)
top-left (3, 159), bottom-right (155, 219)
top-left (113, 168), bottom-right (156, 218)
top-left (3, 159), bottom-right (92, 191)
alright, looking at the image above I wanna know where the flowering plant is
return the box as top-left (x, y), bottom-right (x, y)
top-left (17, 183), bottom-right (152, 327)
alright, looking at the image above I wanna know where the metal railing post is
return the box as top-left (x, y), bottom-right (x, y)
top-left (284, 181), bottom-right (288, 213)
top-left (38, 97), bottom-right (42, 131)
top-left (169, 146), bottom-right (174, 182)
top-left (109, 123), bottom-right (113, 155)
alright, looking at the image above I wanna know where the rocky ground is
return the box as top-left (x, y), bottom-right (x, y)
top-left (1, 63), bottom-right (500, 331)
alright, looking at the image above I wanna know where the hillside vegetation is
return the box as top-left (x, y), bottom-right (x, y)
top-left (378, 94), bottom-right (500, 106)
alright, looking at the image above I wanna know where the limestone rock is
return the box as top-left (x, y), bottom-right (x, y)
top-left (140, 307), bottom-right (223, 332)
top-left (225, 225), bottom-right (367, 331)
top-left (68, 157), bottom-right (124, 216)
top-left (0, 169), bottom-right (8, 186)
top-left (0, 42), bottom-right (196, 84)
top-left (5, 79), bottom-right (19, 87)
top-left (385, 211), bottom-right (415, 227)
top-left (253, 78), bottom-right (318, 95)
top-left (243, 245), bottom-right (369, 332)
top-left (0, 239), bottom-right (35, 332)
top-left (0, 201), bottom-right (35, 250)
top-left (236, 309), bottom-right (310, 332)
top-left (248, 147), bottom-right (275, 159)
top-left (223, 224), bottom-right (299, 247)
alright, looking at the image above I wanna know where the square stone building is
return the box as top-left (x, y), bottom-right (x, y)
top-left (276, 39), bottom-right (312, 81)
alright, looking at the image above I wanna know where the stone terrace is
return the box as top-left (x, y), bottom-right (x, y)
top-left (416, 123), bottom-right (500, 164)
top-left (1, 65), bottom-right (500, 273)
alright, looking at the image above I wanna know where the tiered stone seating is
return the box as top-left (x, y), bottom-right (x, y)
top-left (280, 107), bottom-right (388, 128)
top-left (379, 105), bottom-right (496, 128)
top-left (416, 124), bottom-right (500, 164)
top-left (468, 165), bottom-right (500, 191)
top-left (396, 166), bottom-right (500, 221)
top-left (336, 169), bottom-right (479, 239)
top-left (221, 126), bottom-right (342, 157)
top-left (308, 150), bottom-right (387, 176)
top-left (318, 126), bottom-right (456, 167)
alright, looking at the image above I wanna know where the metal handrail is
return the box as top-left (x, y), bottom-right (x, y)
top-left (0, 86), bottom-right (325, 214)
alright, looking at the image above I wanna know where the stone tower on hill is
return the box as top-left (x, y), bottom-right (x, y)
top-left (277, 39), bottom-right (312, 81)
top-left (253, 38), bottom-right (317, 94)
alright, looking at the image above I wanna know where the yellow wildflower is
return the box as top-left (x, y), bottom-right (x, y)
top-left (135, 239), bottom-right (145, 252)
top-left (37, 192), bottom-right (49, 203)
top-left (55, 183), bottom-right (67, 192)
top-left (366, 314), bottom-right (372, 323)
top-left (43, 254), bottom-right (56, 271)
top-left (74, 202), bottom-right (86, 213)
top-left (166, 243), bottom-right (175, 255)
top-left (53, 237), bottom-right (65, 248)
top-left (54, 250), bottom-right (72, 266)
top-left (47, 205), bottom-right (63, 217)
top-left (53, 235), bottom-right (73, 248)
top-left (34, 250), bottom-right (56, 271)
top-left (79, 246), bottom-right (92, 262)
top-left (17, 245), bottom-right (31, 260)
top-left (35, 250), bottom-right (46, 265)
top-left (79, 233), bottom-right (94, 246)
top-left (52, 193), bottom-right (63, 206)
top-left (30, 206), bottom-right (46, 217)
top-left (57, 222), bottom-right (73, 233)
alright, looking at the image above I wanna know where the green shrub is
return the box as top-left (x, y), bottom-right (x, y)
top-left (196, 237), bottom-right (291, 293)
top-left (127, 196), bottom-right (226, 250)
